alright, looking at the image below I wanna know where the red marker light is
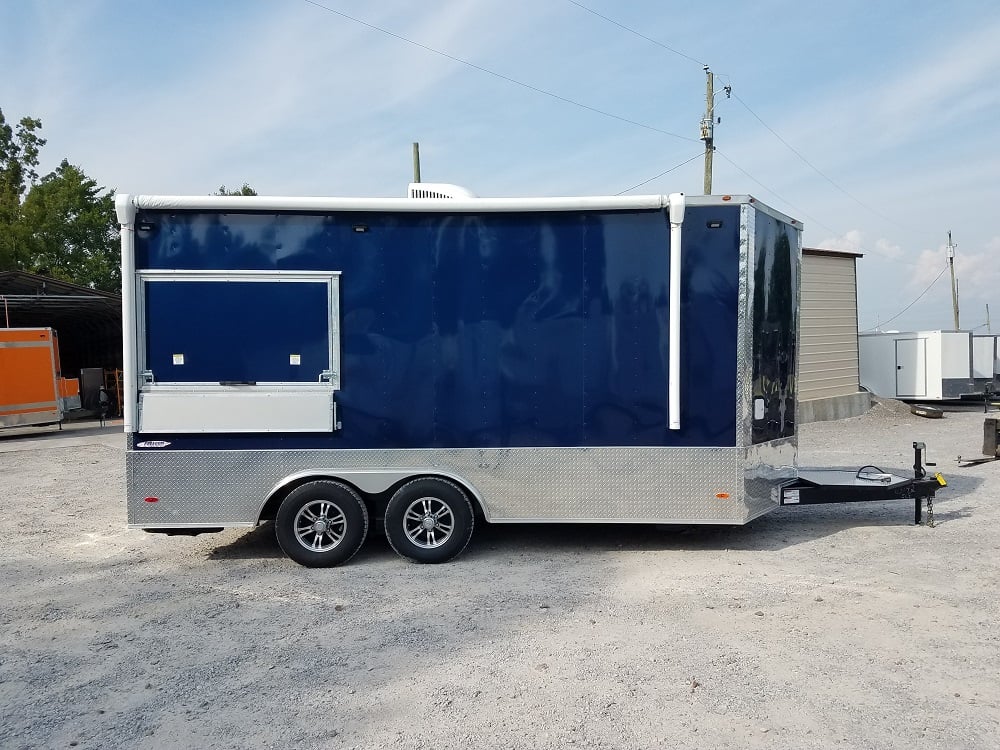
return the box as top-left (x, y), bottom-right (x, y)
top-left (143, 496), bottom-right (159, 503)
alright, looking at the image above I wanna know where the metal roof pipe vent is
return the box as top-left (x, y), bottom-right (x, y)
top-left (407, 183), bottom-right (478, 199)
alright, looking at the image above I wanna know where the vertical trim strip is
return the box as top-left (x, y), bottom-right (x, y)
top-left (117, 194), bottom-right (138, 432)
top-left (668, 193), bottom-right (686, 430)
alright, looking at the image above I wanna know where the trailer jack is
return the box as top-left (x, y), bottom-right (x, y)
top-left (780, 441), bottom-right (945, 525)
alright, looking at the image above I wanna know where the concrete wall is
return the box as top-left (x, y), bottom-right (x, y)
top-left (798, 391), bottom-right (871, 424)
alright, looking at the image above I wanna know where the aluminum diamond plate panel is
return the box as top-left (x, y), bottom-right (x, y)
top-left (743, 437), bottom-right (797, 520)
top-left (127, 446), bottom-right (758, 526)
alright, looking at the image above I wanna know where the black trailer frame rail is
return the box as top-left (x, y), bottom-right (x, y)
top-left (780, 442), bottom-right (944, 525)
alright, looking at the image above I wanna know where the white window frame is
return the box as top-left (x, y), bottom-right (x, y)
top-left (136, 269), bottom-right (341, 392)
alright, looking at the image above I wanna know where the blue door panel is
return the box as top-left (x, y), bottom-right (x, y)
top-left (144, 280), bottom-right (330, 383)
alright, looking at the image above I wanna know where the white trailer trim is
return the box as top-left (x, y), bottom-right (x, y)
top-left (668, 192), bottom-right (685, 430)
top-left (115, 195), bottom-right (138, 433)
top-left (124, 193), bottom-right (670, 213)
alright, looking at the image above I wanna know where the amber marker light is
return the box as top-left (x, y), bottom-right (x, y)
top-left (715, 492), bottom-right (731, 499)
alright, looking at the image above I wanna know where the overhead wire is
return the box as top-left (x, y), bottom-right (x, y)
top-left (729, 92), bottom-right (907, 231)
top-left (713, 150), bottom-right (805, 219)
top-left (301, 0), bottom-right (697, 143)
top-left (560, 2), bottom-right (923, 269)
top-left (616, 153), bottom-right (704, 195)
top-left (859, 263), bottom-right (950, 332)
top-left (569, 0), bottom-right (908, 230)
top-left (714, 150), bottom-right (923, 268)
top-left (307, 0), bottom-right (929, 291)
top-left (565, 0), bottom-right (706, 66)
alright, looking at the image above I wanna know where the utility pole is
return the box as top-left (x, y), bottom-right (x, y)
top-left (412, 142), bottom-right (421, 183)
top-left (987, 304), bottom-right (991, 334)
top-left (700, 67), bottom-right (714, 195)
top-left (947, 231), bottom-right (960, 329)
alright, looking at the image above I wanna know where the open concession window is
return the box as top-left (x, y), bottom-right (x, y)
top-left (136, 271), bottom-right (340, 433)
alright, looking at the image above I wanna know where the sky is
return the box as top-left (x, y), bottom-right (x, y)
top-left (1, 0), bottom-right (998, 332)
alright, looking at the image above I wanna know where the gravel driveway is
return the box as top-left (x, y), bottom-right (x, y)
top-left (1, 403), bottom-right (998, 749)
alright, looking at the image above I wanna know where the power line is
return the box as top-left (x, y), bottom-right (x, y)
top-left (566, 1), bottom-right (706, 67)
top-left (301, 0), bottom-right (697, 143)
top-left (616, 153), bottom-right (703, 194)
top-left (860, 263), bottom-right (950, 331)
top-left (308, 0), bottom-right (923, 274)
top-left (564, 0), bottom-right (904, 227)
top-left (714, 150), bottom-right (926, 269)
top-left (730, 93), bottom-right (907, 231)
top-left (714, 150), bottom-right (807, 219)
top-left (561, 3), bottom-right (915, 252)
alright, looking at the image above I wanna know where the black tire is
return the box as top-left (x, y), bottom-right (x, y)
top-left (275, 480), bottom-right (369, 567)
top-left (384, 477), bottom-right (475, 563)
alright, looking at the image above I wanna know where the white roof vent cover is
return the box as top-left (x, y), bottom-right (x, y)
top-left (407, 182), bottom-right (478, 199)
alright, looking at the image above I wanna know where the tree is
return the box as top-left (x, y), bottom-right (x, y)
top-left (0, 108), bottom-right (45, 270)
top-left (19, 159), bottom-right (120, 292)
top-left (215, 183), bottom-right (257, 196)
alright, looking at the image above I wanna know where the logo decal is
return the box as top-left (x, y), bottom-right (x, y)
top-left (136, 441), bottom-right (172, 448)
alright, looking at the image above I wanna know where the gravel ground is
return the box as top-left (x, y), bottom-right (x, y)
top-left (1, 404), bottom-right (998, 749)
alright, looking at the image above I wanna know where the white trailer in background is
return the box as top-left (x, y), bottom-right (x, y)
top-left (972, 335), bottom-right (999, 391)
top-left (858, 330), bottom-right (975, 400)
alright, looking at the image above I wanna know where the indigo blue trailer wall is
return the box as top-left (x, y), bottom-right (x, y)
top-left (117, 191), bottom-right (801, 564)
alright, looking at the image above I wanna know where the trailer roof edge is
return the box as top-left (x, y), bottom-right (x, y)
top-left (685, 195), bottom-right (802, 227)
top-left (126, 194), bottom-right (671, 213)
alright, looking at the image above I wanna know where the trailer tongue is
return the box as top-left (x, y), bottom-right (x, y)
top-left (781, 442), bottom-right (946, 525)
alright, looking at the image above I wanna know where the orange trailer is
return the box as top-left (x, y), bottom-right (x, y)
top-left (0, 327), bottom-right (79, 429)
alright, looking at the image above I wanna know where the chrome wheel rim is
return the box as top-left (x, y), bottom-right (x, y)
top-left (293, 500), bottom-right (347, 552)
top-left (403, 497), bottom-right (454, 549)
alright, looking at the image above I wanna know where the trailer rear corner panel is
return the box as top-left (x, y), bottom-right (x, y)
top-left (119, 190), bottom-right (803, 566)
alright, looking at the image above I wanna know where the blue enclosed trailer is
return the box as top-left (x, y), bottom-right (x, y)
top-left (116, 188), bottom-right (805, 566)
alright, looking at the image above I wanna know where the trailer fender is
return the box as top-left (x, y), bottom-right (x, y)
top-left (257, 469), bottom-right (489, 524)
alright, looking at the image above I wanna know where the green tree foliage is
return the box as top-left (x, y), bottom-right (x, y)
top-left (3, 106), bottom-right (260, 293)
top-left (0, 107), bottom-right (120, 292)
top-left (20, 159), bottom-right (120, 291)
top-left (215, 183), bottom-right (258, 196)
top-left (0, 108), bottom-right (45, 269)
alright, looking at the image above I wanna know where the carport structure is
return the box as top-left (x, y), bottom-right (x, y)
top-left (0, 270), bottom-right (121, 388)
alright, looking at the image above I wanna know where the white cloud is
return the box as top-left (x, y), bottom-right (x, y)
top-left (816, 229), bottom-right (865, 253)
top-left (816, 230), bottom-right (904, 261)
top-left (873, 238), bottom-right (904, 260)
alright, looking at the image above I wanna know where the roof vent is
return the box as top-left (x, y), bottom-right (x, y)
top-left (407, 183), bottom-right (478, 199)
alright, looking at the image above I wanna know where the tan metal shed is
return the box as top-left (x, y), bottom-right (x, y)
top-left (799, 248), bottom-right (870, 422)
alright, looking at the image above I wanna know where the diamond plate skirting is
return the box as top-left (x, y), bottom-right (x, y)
top-left (125, 444), bottom-right (787, 527)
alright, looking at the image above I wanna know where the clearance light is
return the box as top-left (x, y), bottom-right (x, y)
top-left (715, 493), bottom-right (730, 499)
top-left (143, 497), bottom-right (160, 503)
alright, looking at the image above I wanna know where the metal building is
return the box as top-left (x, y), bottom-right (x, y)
top-left (798, 248), bottom-right (870, 421)
top-left (0, 270), bottom-right (123, 413)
